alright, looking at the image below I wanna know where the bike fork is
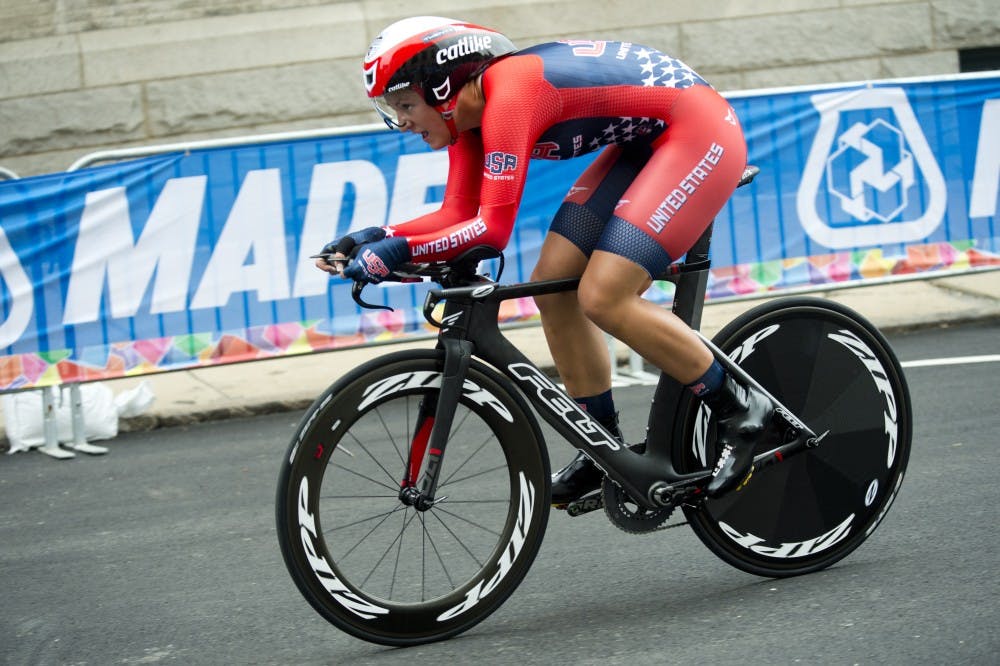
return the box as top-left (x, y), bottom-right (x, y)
top-left (399, 337), bottom-right (473, 511)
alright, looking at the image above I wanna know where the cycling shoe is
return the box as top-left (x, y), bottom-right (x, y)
top-left (551, 414), bottom-right (623, 506)
top-left (551, 451), bottom-right (604, 506)
top-left (703, 375), bottom-right (774, 497)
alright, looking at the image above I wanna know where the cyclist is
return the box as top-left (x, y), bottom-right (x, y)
top-left (315, 16), bottom-right (773, 500)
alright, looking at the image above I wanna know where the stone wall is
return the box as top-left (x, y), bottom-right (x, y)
top-left (0, 0), bottom-right (996, 177)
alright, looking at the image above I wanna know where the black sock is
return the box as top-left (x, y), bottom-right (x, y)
top-left (685, 359), bottom-right (725, 398)
top-left (575, 389), bottom-right (615, 423)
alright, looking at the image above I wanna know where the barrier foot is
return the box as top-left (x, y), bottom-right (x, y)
top-left (38, 387), bottom-right (74, 460)
top-left (64, 384), bottom-right (108, 455)
top-left (64, 441), bottom-right (109, 455)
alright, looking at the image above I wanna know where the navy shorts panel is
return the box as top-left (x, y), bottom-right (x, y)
top-left (594, 215), bottom-right (674, 278)
top-left (548, 201), bottom-right (606, 256)
top-left (547, 145), bottom-right (650, 256)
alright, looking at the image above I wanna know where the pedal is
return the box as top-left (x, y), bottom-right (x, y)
top-left (556, 489), bottom-right (604, 517)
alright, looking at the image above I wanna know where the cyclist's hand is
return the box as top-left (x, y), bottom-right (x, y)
top-left (342, 236), bottom-right (411, 284)
top-left (314, 227), bottom-right (387, 276)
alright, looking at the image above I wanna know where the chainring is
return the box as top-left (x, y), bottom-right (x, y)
top-left (601, 477), bottom-right (676, 534)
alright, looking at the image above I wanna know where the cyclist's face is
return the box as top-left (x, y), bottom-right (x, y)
top-left (385, 89), bottom-right (450, 149)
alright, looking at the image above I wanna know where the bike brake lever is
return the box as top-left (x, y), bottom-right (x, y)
top-left (352, 281), bottom-right (394, 312)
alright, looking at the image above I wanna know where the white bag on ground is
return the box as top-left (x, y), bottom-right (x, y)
top-left (114, 381), bottom-right (156, 418)
top-left (2, 381), bottom-right (154, 454)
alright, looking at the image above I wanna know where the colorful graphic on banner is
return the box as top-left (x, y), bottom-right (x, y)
top-left (1, 74), bottom-right (998, 390)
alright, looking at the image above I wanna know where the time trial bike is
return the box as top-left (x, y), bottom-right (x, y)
top-left (275, 166), bottom-right (911, 646)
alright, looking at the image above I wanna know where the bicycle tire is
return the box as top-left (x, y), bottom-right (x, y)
top-left (275, 350), bottom-right (550, 646)
top-left (676, 297), bottom-right (911, 577)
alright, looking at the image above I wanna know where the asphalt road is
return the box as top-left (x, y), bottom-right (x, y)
top-left (1, 320), bottom-right (998, 665)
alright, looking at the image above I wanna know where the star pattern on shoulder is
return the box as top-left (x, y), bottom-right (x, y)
top-left (633, 48), bottom-right (707, 89)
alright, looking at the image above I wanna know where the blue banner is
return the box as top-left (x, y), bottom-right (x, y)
top-left (0, 73), bottom-right (997, 389)
top-left (718, 73), bottom-right (998, 269)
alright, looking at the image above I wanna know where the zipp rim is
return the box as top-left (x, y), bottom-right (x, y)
top-left (275, 351), bottom-right (550, 645)
top-left (679, 298), bottom-right (912, 577)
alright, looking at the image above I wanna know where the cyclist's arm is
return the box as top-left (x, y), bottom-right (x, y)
top-left (388, 132), bottom-right (483, 235)
top-left (393, 56), bottom-right (557, 262)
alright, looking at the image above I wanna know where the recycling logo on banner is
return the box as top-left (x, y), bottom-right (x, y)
top-left (797, 87), bottom-right (947, 249)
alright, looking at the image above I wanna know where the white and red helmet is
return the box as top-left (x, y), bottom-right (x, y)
top-left (363, 16), bottom-right (516, 128)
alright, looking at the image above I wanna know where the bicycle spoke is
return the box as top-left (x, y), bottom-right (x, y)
top-left (428, 509), bottom-right (486, 568)
top-left (325, 505), bottom-right (405, 533)
top-left (433, 504), bottom-right (504, 538)
top-left (373, 403), bottom-right (408, 468)
top-left (328, 462), bottom-right (399, 494)
top-left (326, 504), bottom-right (406, 560)
top-left (439, 432), bottom-right (498, 487)
top-left (341, 422), bottom-right (403, 487)
top-left (389, 509), bottom-right (408, 599)
top-left (445, 406), bottom-right (475, 446)
top-left (422, 516), bottom-right (458, 593)
top-left (420, 513), bottom-right (427, 602)
top-left (360, 508), bottom-right (421, 590)
top-left (439, 498), bottom-right (511, 504)
top-left (441, 462), bottom-right (509, 488)
top-left (323, 493), bottom-right (401, 499)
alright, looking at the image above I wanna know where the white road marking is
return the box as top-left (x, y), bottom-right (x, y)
top-left (901, 354), bottom-right (1000, 368)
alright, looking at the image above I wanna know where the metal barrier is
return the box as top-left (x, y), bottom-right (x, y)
top-left (5, 124), bottom-right (385, 458)
top-left (0, 168), bottom-right (94, 457)
top-left (0, 124), bottom-right (371, 458)
top-left (67, 123), bottom-right (385, 171)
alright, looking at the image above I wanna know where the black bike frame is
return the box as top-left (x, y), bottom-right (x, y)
top-left (399, 166), bottom-right (817, 510)
top-left (407, 219), bottom-right (720, 510)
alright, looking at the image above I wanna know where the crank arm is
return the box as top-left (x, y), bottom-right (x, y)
top-left (557, 489), bottom-right (604, 516)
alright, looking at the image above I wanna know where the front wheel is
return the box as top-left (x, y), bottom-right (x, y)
top-left (677, 297), bottom-right (911, 577)
top-left (276, 350), bottom-right (550, 646)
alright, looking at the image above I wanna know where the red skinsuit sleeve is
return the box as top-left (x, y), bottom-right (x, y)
top-left (388, 55), bottom-right (558, 262)
top-left (388, 132), bottom-right (482, 235)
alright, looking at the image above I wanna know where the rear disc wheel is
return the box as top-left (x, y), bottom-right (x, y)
top-left (678, 298), bottom-right (911, 577)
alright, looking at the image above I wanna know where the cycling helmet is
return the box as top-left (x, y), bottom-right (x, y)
top-left (363, 16), bottom-right (516, 129)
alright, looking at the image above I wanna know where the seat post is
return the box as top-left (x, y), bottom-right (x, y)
top-left (671, 221), bottom-right (713, 331)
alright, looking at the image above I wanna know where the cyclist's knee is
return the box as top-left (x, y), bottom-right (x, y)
top-left (532, 233), bottom-right (590, 314)
top-left (577, 279), bottom-right (626, 335)
top-left (534, 289), bottom-right (578, 320)
top-left (577, 254), bottom-right (650, 334)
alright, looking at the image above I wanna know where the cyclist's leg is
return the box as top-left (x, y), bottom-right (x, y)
top-left (532, 233), bottom-right (608, 398)
top-left (577, 84), bottom-right (768, 497)
top-left (577, 86), bottom-right (744, 376)
top-left (533, 144), bottom-right (646, 398)
top-left (579, 254), bottom-right (712, 381)
top-left (535, 145), bottom-right (645, 505)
